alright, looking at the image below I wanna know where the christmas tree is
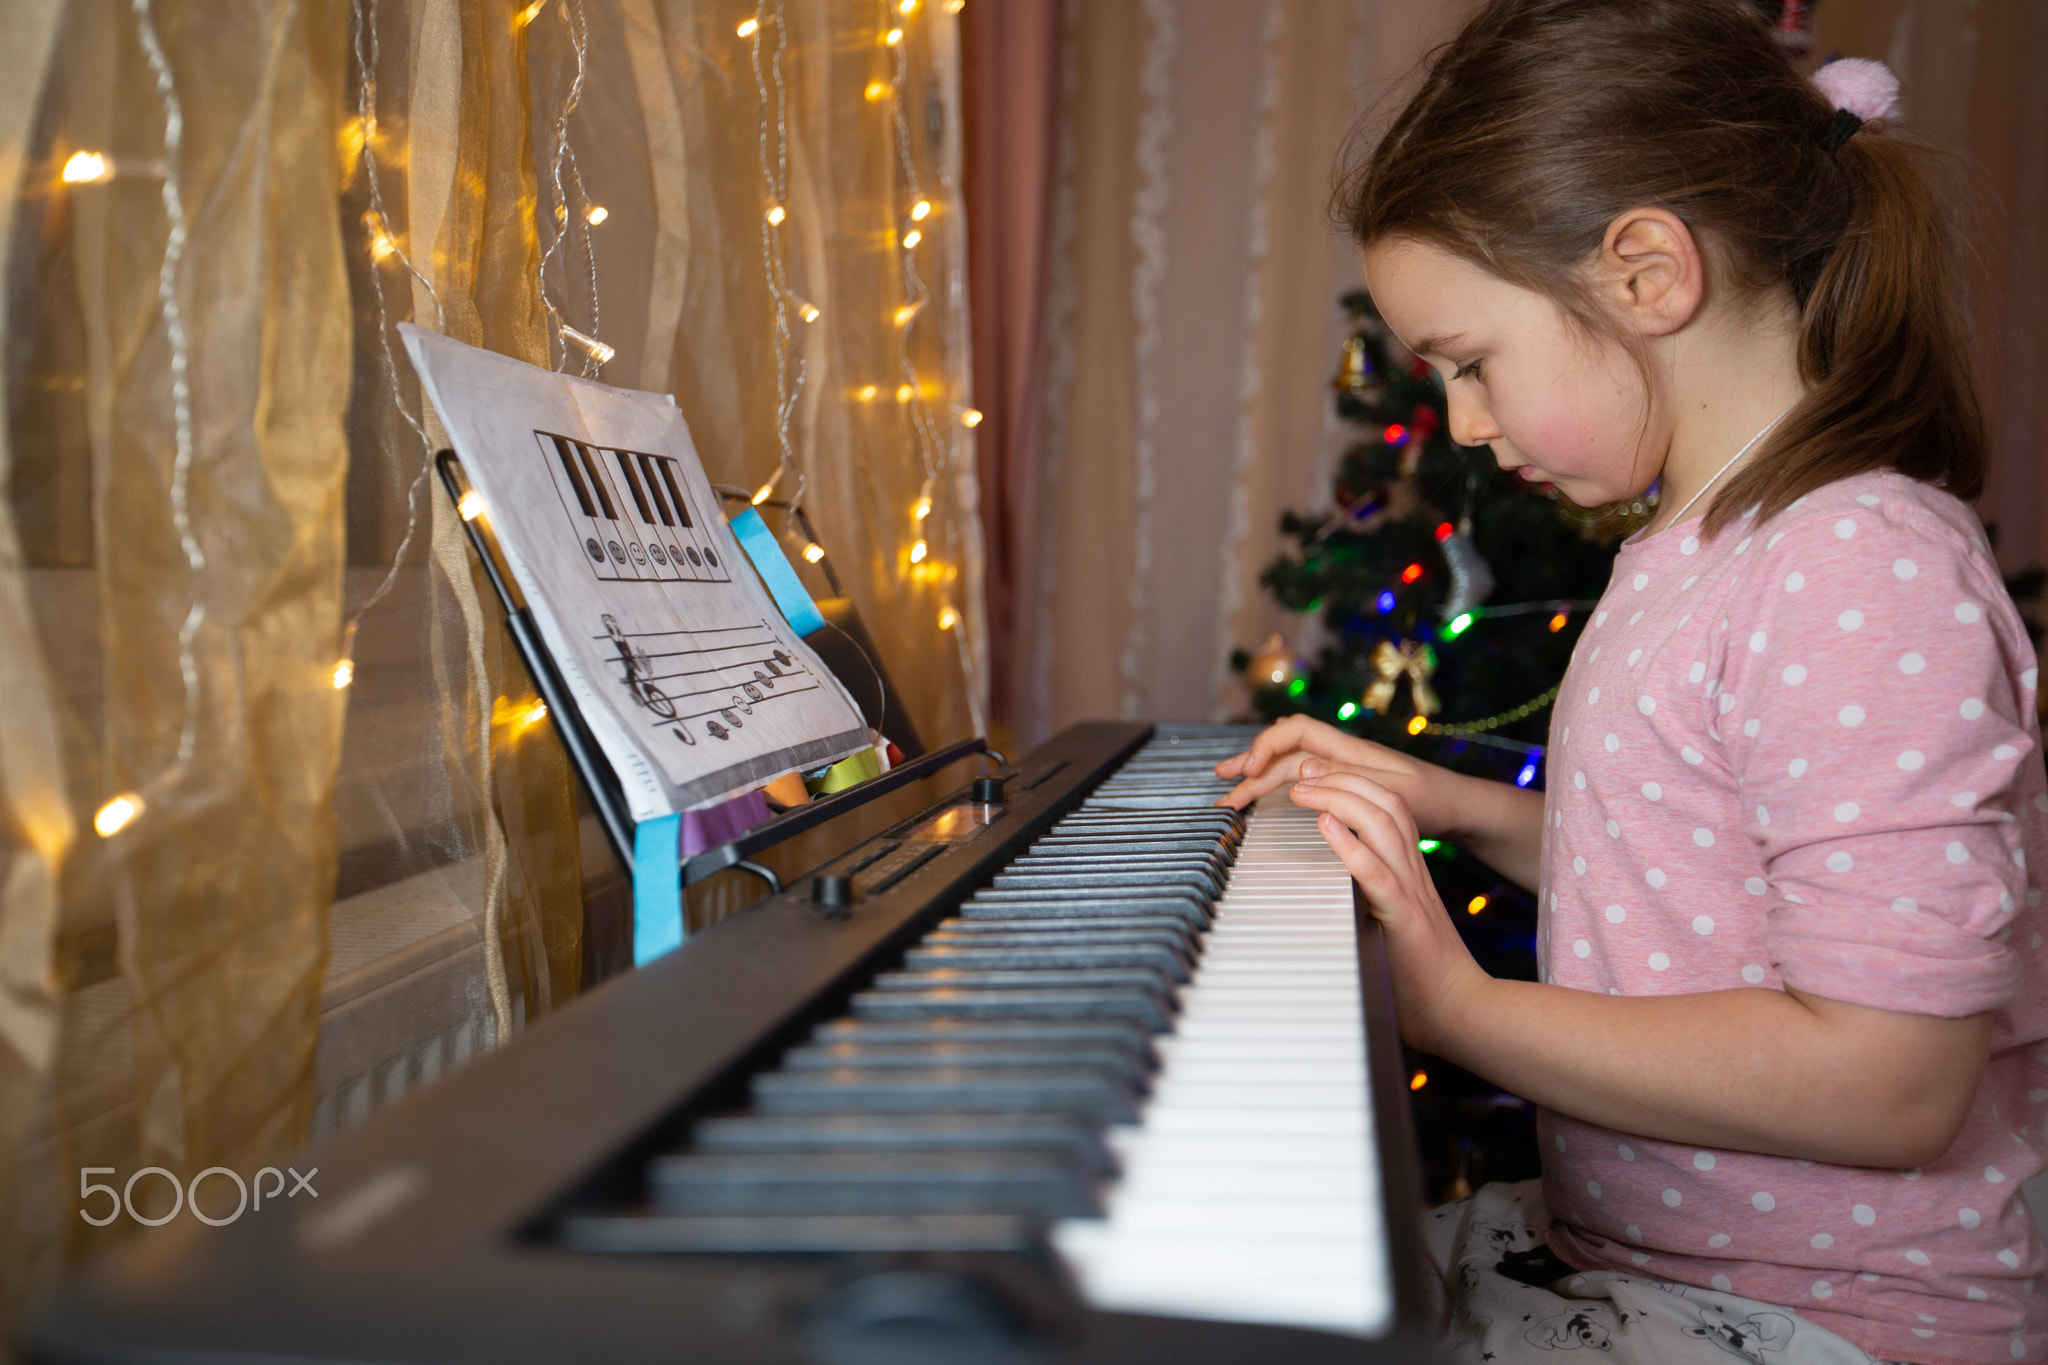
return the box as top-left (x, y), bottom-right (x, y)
top-left (1234, 290), bottom-right (1637, 1196)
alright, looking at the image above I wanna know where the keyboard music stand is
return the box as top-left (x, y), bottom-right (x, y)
top-left (434, 450), bottom-right (1000, 900)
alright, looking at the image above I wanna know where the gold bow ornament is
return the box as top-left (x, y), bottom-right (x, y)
top-left (1363, 639), bottom-right (1439, 718)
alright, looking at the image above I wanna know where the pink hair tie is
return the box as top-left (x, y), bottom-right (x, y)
top-left (1812, 57), bottom-right (1901, 153)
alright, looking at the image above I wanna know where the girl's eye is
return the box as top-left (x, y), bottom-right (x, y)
top-left (1452, 360), bottom-right (1483, 381)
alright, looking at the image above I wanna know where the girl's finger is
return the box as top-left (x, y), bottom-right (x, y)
top-left (1291, 782), bottom-right (1421, 881)
top-left (1216, 749), bottom-right (1310, 809)
top-left (1293, 770), bottom-right (1423, 855)
top-left (1314, 812), bottom-right (1417, 926)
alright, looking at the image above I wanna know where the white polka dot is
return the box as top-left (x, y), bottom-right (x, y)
top-left (1663, 1188), bottom-right (1682, 1207)
top-left (1574, 771), bottom-right (1586, 789)
top-left (1684, 661), bottom-right (1704, 685)
top-left (1812, 1280), bottom-right (1834, 1299)
top-left (1574, 939), bottom-right (1591, 958)
top-left (1589, 687), bottom-right (1601, 703)
top-left (1649, 952), bottom-right (1671, 971)
top-left (1694, 828), bottom-right (1715, 847)
top-left (1986, 1166), bottom-right (2007, 1183)
top-left (1574, 856), bottom-right (1587, 875)
top-left (1900, 652), bottom-right (1926, 675)
top-left (1705, 679), bottom-right (1721, 698)
top-left (1639, 695), bottom-right (1656, 715)
top-left (2025, 668), bottom-right (2039, 690)
top-left (1646, 868), bottom-right (1667, 888)
top-left (1642, 782), bottom-right (1662, 801)
top-left (1956, 601), bottom-right (1982, 623)
top-left (1630, 610), bottom-right (1644, 625)
top-left (1587, 1180), bottom-right (1602, 1198)
top-left (1960, 1208), bottom-right (1981, 1229)
top-left (1628, 649), bottom-right (1644, 668)
top-left (1894, 558), bottom-right (1918, 580)
top-left (1631, 1251), bottom-right (1652, 1266)
top-left (1962, 698), bottom-right (1986, 720)
top-left (1618, 1144), bottom-right (1635, 1161)
top-left (1711, 1274), bottom-right (1733, 1292)
top-left (1742, 963), bottom-right (1767, 984)
top-left (1605, 905), bottom-right (1626, 924)
top-left (1756, 805), bottom-right (1770, 826)
top-left (1682, 746), bottom-right (1704, 764)
top-left (1905, 1249), bottom-right (1933, 1266)
top-left (1719, 693), bottom-right (1736, 715)
top-left (1742, 720), bottom-right (1761, 739)
top-left (1951, 791), bottom-right (1977, 807)
top-left (1948, 842), bottom-right (1971, 865)
top-left (1682, 577), bottom-right (1698, 591)
top-left (1853, 1204), bottom-right (1876, 1226)
top-left (1996, 743), bottom-right (2019, 760)
top-left (1736, 537), bottom-right (1753, 554)
top-left (1892, 897), bottom-right (1919, 913)
top-left (1788, 758), bottom-right (1807, 777)
top-left (1826, 851), bottom-right (1854, 873)
top-left (1606, 820), bottom-right (1620, 837)
top-left (1693, 915), bottom-right (1715, 935)
top-left (1857, 493), bottom-right (1881, 506)
top-left (2009, 1337), bottom-right (2025, 1358)
top-left (1834, 801), bottom-right (1859, 823)
top-left (1749, 631), bottom-right (1768, 652)
top-left (1605, 733), bottom-right (1619, 752)
top-left (1681, 536), bottom-right (1698, 555)
top-left (1752, 1192), bottom-right (1776, 1212)
top-left (1898, 750), bottom-right (1924, 770)
top-left (1914, 1330), bottom-right (1938, 1340)
top-left (1999, 1249), bottom-right (2022, 1269)
top-left (1838, 609), bottom-right (1864, 630)
top-left (1693, 1151), bottom-right (1716, 1171)
top-left (1744, 878), bottom-right (1767, 895)
top-left (1785, 572), bottom-right (1805, 592)
top-left (1902, 1168), bottom-right (1922, 1180)
top-left (1708, 1233), bottom-right (1731, 1249)
top-left (1554, 1134), bottom-right (1566, 1153)
top-left (1632, 572), bottom-right (1648, 590)
top-left (1812, 1233), bottom-right (1835, 1249)
top-left (1782, 664), bottom-right (1807, 686)
top-left (1967, 1287), bottom-right (1989, 1302)
top-left (1835, 519), bottom-right (1857, 540)
top-left (1839, 704), bottom-right (1865, 726)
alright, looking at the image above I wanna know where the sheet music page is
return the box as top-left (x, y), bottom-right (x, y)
top-left (401, 325), bottom-right (870, 820)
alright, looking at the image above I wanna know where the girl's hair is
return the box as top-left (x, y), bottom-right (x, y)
top-left (1335, 0), bottom-right (1985, 535)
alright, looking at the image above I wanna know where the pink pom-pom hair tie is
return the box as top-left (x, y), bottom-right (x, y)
top-left (1811, 57), bottom-right (1901, 153)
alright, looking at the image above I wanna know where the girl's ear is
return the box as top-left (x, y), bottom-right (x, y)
top-left (1597, 208), bottom-right (1704, 339)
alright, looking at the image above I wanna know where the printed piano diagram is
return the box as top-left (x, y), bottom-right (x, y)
top-left (541, 432), bottom-right (731, 585)
top-left (598, 615), bottom-right (819, 745)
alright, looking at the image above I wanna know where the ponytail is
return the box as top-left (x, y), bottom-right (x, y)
top-left (1711, 130), bottom-right (1985, 533)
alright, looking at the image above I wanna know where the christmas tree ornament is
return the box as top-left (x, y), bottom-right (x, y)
top-left (1244, 633), bottom-right (1305, 690)
top-left (1362, 639), bottom-right (1439, 717)
top-left (1438, 515), bottom-right (1495, 621)
top-left (1331, 335), bottom-right (1373, 395)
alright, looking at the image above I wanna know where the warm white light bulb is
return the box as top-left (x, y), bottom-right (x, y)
top-left (895, 384), bottom-right (914, 404)
top-left (332, 660), bottom-right (354, 690)
top-left (62, 151), bottom-right (111, 185)
top-left (737, 17), bottom-right (759, 36)
top-left (799, 302), bottom-right (821, 323)
top-left (960, 408), bottom-right (983, 428)
top-left (865, 80), bottom-right (890, 102)
top-left (856, 384), bottom-right (879, 402)
top-left (559, 324), bottom-right (614, 365)
top-left (585, 205), bottom-right (608, 225)
top-left (516, 0), bottom-right (549, 29)
top-left (94, 793), bottom-right (144, 838)
top-left (766, 204), bottom-right (786, 226)
top-left (901, 228), bottom-right (921, 249)
top-left (937, 607), bottom-right (958, 630)
top-left (803, 543), bottom-right (826, 563)
top-left (900, 0), bottom-right (919, 13)
top-left (885, 27), bottom-right (904, 45)
top-left (912, 496), bottom-right (932, 521)
top-left (893, 304), bottom-right (919, 327)
top-left (524, 701), bottom-right (549, 726)
top-left (910, 539), bottom-right (929, 564)
top-left (458, 492), bottom-right (485, 521)
top-left (911, 200), bottom-right (932, 221)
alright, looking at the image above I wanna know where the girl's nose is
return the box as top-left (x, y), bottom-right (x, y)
top-left (1446, 391), bottom-right (1502, 448)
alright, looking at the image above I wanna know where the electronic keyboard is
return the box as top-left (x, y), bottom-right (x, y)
top-left (31, 722), bottom-right (1439, 1364)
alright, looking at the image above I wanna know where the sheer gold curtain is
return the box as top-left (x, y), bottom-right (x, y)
top-left (1, 0), bottom-right (980, 1341)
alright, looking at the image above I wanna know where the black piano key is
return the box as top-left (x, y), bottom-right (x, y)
top-left (781, 1041), bottom-right (1150, 1093)
top-left (751, 1066), bottom-right (1143, 1124)
top-left (960, 893), bottom-right (1210, 930)
top-left (871, 966), bottom-right (1177, 999)
top-left (561, 1212), bottom-right (1045, 1256)
top-left (903, 942), bottom-right (1193, 984)
top-left (688, 1113), bottom-right (1117, 1176)
top-left (811, 1017), bottom-right (1158, 1067)
top-left (991, 868), bottom-right (1218, 902)
top-left (924, 922), bottom-right (1200, 957)
top-left (1003, 859), bottom-right (1225, 900)
top-left (849, 986), bottom-right (1174, 1032)
top-left (649, 1151), bottom-right (1101, 1219)
top-left (1016, 848), bottom-right (1233, 876)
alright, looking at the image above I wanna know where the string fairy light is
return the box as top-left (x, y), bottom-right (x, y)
top-left (94, 793), bottom-right (145, 838)
top-left (62, 150), bottom-right (113, 184)
top-left (744, 0), bottom-right (808, 517)
top-left (533, 0), bottom-right (605, 377)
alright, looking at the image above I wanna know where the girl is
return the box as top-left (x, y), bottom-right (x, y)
top-left (1218, 4), bottom-right (2047, 1363)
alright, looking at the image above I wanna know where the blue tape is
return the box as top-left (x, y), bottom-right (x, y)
top-left (633, 813), bottom-right (684, 966)
top-left (730, 507), bottom-right (827, 636)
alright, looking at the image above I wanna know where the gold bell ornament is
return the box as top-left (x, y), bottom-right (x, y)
top-left (1361, 639), bottom-right (1439, 719)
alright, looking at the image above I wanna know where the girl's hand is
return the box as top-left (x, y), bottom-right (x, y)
top-left (1214, 716), bottom-right (1460, 833)
top-left (1287, 768), bottom-right (1490, 1054)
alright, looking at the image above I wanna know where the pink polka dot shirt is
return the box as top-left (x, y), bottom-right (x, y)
top-left (1535, 471), bottom-right (2048, 1365)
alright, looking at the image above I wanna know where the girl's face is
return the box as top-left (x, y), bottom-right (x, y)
top-left (1360, 238), bottom-right (1664, 507)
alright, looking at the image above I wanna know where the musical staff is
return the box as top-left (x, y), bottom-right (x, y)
top-left (597, 616), bottom-right (821, 745)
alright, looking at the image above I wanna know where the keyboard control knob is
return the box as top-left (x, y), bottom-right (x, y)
top-left (811, 874), bottom-right (852, 918)
top-left (971, 775), bottom-right (1006, 805)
